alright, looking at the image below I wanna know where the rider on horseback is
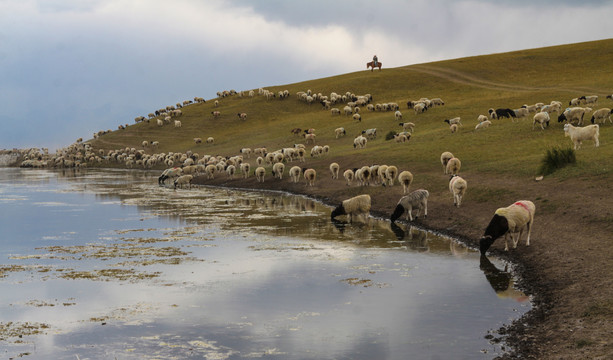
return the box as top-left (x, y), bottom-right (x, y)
top-left (373, 55), bottom-right (378, 67)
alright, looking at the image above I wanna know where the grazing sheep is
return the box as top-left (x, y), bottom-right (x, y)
top-left (489, 108), bottom-right (516, 120)
top-left (353, 113), bottom-right (362, 122)
top-left (449, 175), bottom-right (467, 207)
top-left (157, 119), bottom-right (164, 127)
top-left (335, 127), bottom-right (346, 138)
top-left (398, 170), bottom-right (414, 194)
top-left (174, 120), bottom-right (182, 128)
top-left (440, 152), bottom-right (454, 173)
top-left (475, 120), bottom-right (492, 130)
top-left (272, 162), bottom-right (285, 180)
top-left (194, 138), bottom-right (203, 144)
top-left (205, 164), bottom-right (217, 179)
top-left (206, 137), bottom-right (214, 144)
top-left (513, 107), bottom-right (530, 121)
top-left (580, 95), bottom-right (598, 106)
top-left (304, 168), bottom-right (316, 186)
top-left (444, 117), bottom-right (462, 126)
top-left (331, 108), bottom-right (341, 115)
top-left (211, 111), bottom-right (221, 118)
top-left (564, 123), bottom-right (600, 149)
top-left (385, 165), bottom-right (398, 186)
top-left (532, 111), bottom-right (551, 130)
top-left (390, 189), bottom-right (429, 223)
top-left (343, 169), bottom-right (354, 186)
top-left (289, 166), bottom-right (302, 183)
top-left (225, 164), bottom-right (236, 179)
top-left (255, 166), bottom-right (266, 182)
top-left (394, 110), bottom-right (403, 120)
top-left (414, 103), bottom-right (427, 114)
top-left (174, 175), bottom-right (193, 189)
top-left (237, 112), bottom-right (248, 120)
top-left (362, 128), bottom-right (377, 139)
top-left (330, 194), bottom-right (371, 223)
top-left (480, 200), bottom-right (535, 254)
top-left (329, 162), bottom-right (340, 179)
top-left (558, 107), bottom-right (592, 126)
top-left (431, 98), bottom-right (445, 106)
top-left (477, 115), bottom-right (489, 123)
top-left (353, 135), bottom-right (367, 149)
top-left (449, 124), bottom-right (458, 133)
top-left (590, 108), bottom-right (613, 124)
top-left (343, 106), bottom-right (353, 115)
top-left (240, 148), bottom-right (252, 158)
top-left (304, 133), bottom-right (316, 145)
top-left (399, 122), bottom-right (415, 133)
top-left (446, 157), bottom-right (461, 175)
top-left (240, 162), bottom-right (251, 178)
top-left (394, 133), bottom-right (409, 143)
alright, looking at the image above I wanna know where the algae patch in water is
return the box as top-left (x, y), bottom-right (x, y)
top-left (0, 321), bottom-right (50, 342)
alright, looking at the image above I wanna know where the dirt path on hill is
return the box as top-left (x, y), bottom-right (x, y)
top-left (409, 64), bottom-right (607, 95)
top-left (193, 164), bottom-right (613, 360)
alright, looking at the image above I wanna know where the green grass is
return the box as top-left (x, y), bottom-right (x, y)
top-left (89, 38), bottom-right (613, 187)
top-left (538, 146), bottom-right (576, 175)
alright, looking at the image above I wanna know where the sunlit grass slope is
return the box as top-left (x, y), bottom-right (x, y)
top-left (90, 38), bottom-right (613, 179)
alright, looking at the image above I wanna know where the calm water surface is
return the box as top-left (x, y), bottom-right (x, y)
top-left (0, 168), bottom-right (530, 360)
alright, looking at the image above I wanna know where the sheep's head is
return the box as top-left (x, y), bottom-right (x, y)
top-left (330, 204), bottom-right (346, 219)
top-left (479, 235), bottom-right (495, 255)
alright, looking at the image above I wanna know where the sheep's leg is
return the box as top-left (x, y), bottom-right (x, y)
top-left (407, 208), bottom-right (413, 221)
top-left (424, 201), bottom-right (428, 218)
top-left (595, 137), bottom-right (600, 147)
top-left (525, 220), bottom-right (532, 246)
top-left (513, 229), bottom-right (522, 249)
top-left (504, 233), bottom-right (510, 251)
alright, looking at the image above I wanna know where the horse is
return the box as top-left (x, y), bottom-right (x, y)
top-left (367, 61), bottom-right (382, 71)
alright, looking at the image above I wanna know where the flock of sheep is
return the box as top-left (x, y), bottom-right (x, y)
top-left (15, 83), bottom-right (613, 255)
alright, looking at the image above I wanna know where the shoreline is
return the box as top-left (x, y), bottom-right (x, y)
top-left (189, 165), bottom-right (613, 360)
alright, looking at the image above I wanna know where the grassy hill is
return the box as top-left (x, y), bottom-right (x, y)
top-left (90, 38), bottom-right (613, 183)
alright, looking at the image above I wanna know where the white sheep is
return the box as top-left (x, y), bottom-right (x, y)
top-left (353, 135), bottom-right (367, 149)
top-left (385, 165), bottom-right (398, 186)
top-left (240, 148), bottom-right (252, 158)
top-left (331, 108), bottom-right (341, 116)
top-left (255, 166), bottom-right (266, 182)
top-left (174, 120), bottom-right (182, 128)
top-left (449, 124), bottom-right (458, 133)
top-left (329, 162), bottom-right (340, 179)
top-left (289, 166), bottom-right (302, 183)
top-left (343, 169), bottom-right (354, 186)
top-left (271, 162), bottom-right (285, 180)
top-left (446, 157), bottom-right (461, 175)
top-left (590, 108), bottom-right (613, 124)
top-left (390, 189), bottom-right (429, 223)
top-left (157, 119), bottom-right (164, 127)
top-left (240, 162), bottom-right (251, 178)
top-left (444, 117), bottom-right (462, 126)
top-left (335, 127), bottom-right (346, 138)
top-left (304, 168), bottom-right (316, 186)
top-left (237, 112), bottom-right (248, 120)
top-left (362, 128), bottom-right (377, 139)
top-left (564, 123), bottom-right (600, 149)
top-left (394, 110), bottom-right (403, 120)
top-left (558, 107), bottom-right (592, 126)
top-left (330, 194), bottom-right (371, 223)
top-left (205, 164), bottom-right (217, 179)
top-left (475, 120), bottom-right (492, 130)
top-left (398, 170), bottom-right (414, 194)
top-left (449, 175), bottom-right (467, 207)
top-left (226, 164), bottom-right (236, 179)
top-left (343, 106), bottom-right (353, 116)
top-left (304, 133), bottom-right (316, 145)
top-left (480, 200), bottom-right (535, 254)
top-left (441, 152), bottom-right (454, 173)
top-left (580, 95), bottom-right (598, 106)
top-left (353, 113), bottom-right (362, 122)
top-left (532, 112), bottom-right (550, 130)
top-left (206, 137), bottom-right (214, 144)
top-left (174, 174), bottom-right (193, 189)
top-left (399, 122), bottom-right (415, 133)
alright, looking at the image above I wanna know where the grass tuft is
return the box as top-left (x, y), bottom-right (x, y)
top-left (538, 146), bottom-right (576, 176)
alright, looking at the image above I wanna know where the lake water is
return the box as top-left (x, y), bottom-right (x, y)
top-left (0, 168), bottom-right (530, 359)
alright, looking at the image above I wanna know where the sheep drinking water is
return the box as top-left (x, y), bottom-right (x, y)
top-left (480, 200), bottom-right (535, 254)
top-left (390, 189), bottom-right (429, 223)
top-left (330, 194), bottom-right (371, 223)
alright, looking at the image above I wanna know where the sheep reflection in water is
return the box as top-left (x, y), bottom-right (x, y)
top-left (480, 255), bottom-right (530, 302)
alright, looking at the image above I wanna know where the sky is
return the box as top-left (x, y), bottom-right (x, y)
top-left (1, 0), bottom-right (612, 151)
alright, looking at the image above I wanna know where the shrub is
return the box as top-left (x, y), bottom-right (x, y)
top-left (538, 146), bottom-right (576, 175)
top-left (385, 131), bottom-right (397, 141)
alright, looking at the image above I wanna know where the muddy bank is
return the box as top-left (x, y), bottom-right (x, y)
top-left (192, 170), bottom-right (613, 360)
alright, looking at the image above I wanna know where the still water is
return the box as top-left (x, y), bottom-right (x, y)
top-left (0, 168), bottom-right (530, 359)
